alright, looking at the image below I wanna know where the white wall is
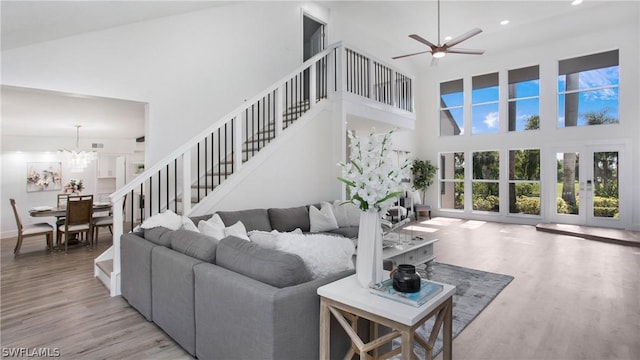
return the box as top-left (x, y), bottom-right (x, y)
top-left (415, 6), bottom-right (640, 230)
top-left (193, 106), bottom-right (341, 214)
top-left (1, 2), bottom-right (325, 167)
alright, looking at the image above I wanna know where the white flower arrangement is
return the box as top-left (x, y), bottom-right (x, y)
top-left (338, 128), bottom-right (411, 214)
top-left (64, 179), bottom-right (85, 194)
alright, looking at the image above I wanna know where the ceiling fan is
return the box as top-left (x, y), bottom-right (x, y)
top-left (393, 0), bottom-right (485, 66)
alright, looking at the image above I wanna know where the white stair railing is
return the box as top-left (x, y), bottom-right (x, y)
top-left (100, 42), bottom-right (415, 296)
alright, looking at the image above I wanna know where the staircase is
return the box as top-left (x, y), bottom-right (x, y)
top-left (94, 41), bottom-right (416, 296)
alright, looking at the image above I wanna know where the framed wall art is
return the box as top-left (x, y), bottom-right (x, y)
top-left (26, 162), bottom-right (62, 192)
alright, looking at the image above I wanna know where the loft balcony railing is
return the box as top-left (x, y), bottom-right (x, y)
top-left (103, 42), bottom-right (414, 296)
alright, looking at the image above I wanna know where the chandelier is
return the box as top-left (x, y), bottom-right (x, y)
top-left (59, 125), bottom-right (97, 173)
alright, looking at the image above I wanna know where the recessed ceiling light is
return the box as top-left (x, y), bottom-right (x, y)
top-left (500, 20), bottom-right (510, 25)
top-left (571, 0), bottom-right (583, 5)
top-left (444, 36), bottom-right (452, 41)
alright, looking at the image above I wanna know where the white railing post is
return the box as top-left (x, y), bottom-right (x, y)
top-left (327, 49), bottom-right (336, 99)
top-left (338, 46), bottom-right (346, 93)
top-left (275, 88), bottom-right (283, 136)
top-left (391, 70), bottom-right (397, 109)
top-left (368, 58), bottom-right (374, 101)
top-left (309, 63), bottom-right (317, 110)
top-left (112, 196), bottom-right (123, 275)
top-left (182, 151), bottom-right (191, 215)
top-left (234, 113), bottom-right (244, 169)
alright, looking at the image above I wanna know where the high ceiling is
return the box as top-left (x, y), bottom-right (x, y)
top-left (1, 1), bottom-right (633, 139)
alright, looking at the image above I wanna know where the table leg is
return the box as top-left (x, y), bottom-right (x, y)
top-left (442, 297), bottom-right (453, 360)
top-left (319, 300), bottom-right (330, 360)
top-left (401, 330), bottom-right (412, 360)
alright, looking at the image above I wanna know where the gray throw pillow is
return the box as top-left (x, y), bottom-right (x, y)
top-left (215, 236), bottom-right (312, 288)
top-left (268, 206), bottom-right (310, 232)
top-left (169, 229), bottom-right (218, 262)
top-left (216, 209), bottom-right (272, 232)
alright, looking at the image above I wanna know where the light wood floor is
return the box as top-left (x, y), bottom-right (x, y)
top-left (1, 219), bottom-right (639, 360)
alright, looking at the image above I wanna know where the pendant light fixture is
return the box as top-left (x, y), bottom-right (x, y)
top-left (59, 125), bottom-right (97, 173)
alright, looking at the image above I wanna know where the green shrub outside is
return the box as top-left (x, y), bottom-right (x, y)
top-left (515, 196), bottom-right (540, 215)
top-left (556, 197), bottom-right (569, 214)
top-left (473, 195), bottom-right (499, 211)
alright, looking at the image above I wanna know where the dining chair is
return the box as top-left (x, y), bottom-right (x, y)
top-left (58, 195), bottom-right (94, 253)
top-left (9, 198), bottom-right (54, 256)
top-left (92, 194), bottom-right (128, 248)
top-left (55, 193), bottom-right (70, 245)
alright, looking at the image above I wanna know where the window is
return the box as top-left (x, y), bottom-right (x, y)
top-left (558, 50), bottom-right (619, 127)
top-left (440, 79), bottom-right (464, 136)
top-left (439, 152), bottom-right (464, 210)
top-left (509, 149), bottom-right (541, 215)
top-left (472, 151), bottom-right (499, 212)
top-left (508, 66), bottom-right (539, 131)
top-left (472, 73), bottom-right (499, 134)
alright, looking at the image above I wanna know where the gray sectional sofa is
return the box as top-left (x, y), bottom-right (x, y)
top-left (120, 205), bottom-right (367, 360)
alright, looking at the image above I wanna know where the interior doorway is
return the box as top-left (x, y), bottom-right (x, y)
top-left (302, 14), bottom-right (326, 103)
top-left (303, 15), bottom-right (325, 62)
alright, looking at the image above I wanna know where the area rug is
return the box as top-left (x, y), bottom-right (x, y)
top-left (392, 262), bottom-right (514, 359)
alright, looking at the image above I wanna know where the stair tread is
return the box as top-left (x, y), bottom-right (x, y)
top-left (96, 259), bottom-right (113, 275)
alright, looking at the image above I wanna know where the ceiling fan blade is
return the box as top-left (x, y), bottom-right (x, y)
top-left (392, 50), bottom-right (431, 60)
top-left (430, 57), bottom-right (439, 67)
top-left (446, 48), bottom-right (485, 55)
top-left (409, 34), bottom-right (437, 48)
top-left (444, 28), bottom-right (483, 48)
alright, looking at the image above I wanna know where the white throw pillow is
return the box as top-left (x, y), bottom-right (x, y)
top-left (140, 210), bottom-right (183, 230)
top-left (310, 202), bottom-right (339, 232)
top-left (275, 232), bottom-right (354, 279)
top-left (198, 214), bottom-right (226, 239)
top-left (248, 228), bottom-right (303, 249)
top-left (198, 214), bottom-right (249, 241)
top-left (225, 221), bottom-right (250, 241)
top-left (181, 216), bottom-right (199, 232)
top-left (332, 200), bottom-right (361, 227)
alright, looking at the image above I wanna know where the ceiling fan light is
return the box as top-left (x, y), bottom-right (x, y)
top-left (433, 50), bottom-right (446, 58)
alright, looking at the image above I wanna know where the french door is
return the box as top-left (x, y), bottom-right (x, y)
top-left (551, 144), bottom-right (625, 228)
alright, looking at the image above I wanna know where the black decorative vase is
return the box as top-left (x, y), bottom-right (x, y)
top-left (392, 264), bottom-right (421, 293)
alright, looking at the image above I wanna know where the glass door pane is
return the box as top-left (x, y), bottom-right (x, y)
top-left (556, 152), bottom-right (580, 216)
top-left (591, 151), bottom-right (619, 219)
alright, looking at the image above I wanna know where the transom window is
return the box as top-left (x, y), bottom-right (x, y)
top-left (508, 66), bottom-right (540, 131)
top-left (472, 73), bottom-right (499, 134)
top-left (439, 79), bottom-right (464, 136)
top-left (558, 50), bottom-right (619, 127)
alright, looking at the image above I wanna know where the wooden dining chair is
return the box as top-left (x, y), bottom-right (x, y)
top-left (55, 193), bottom-right (70, 245)
top-left (9, 198), bottom-right (54, 256)
top-left (58, 195), bottom-right (94, 253)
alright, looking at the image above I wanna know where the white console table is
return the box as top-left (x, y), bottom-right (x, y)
top-left (383, 234), bottom-right (438, 279)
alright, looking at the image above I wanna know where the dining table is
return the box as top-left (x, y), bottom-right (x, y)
top-left (28, 202), bottom-right (112, 218)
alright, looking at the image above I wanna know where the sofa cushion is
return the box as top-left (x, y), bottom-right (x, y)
top-left (268, 206), bottom-right (310, 232)
top-left (169, 230), bottom-right (219, 262)
top-left (189, 214), bottom-right (213, 226)
top-left (217, 209), bottom-right (272, 232)
top-left (140, 210), bottom-right (183, 230)
top-left (215, 236), bottom-right (312, 288)
top-left (326, 226), bottom-right (360, 240)
top-left (143, 227), bottom-right (174, 247)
